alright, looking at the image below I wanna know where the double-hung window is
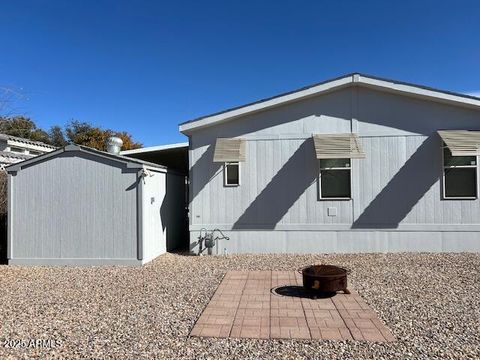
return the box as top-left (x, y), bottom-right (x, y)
top-left (319, 158), bottom-right (351, 199)
top-left (312, 133), bottom-right (364, 200)
top-left (442, 145), bottom-right (477, 199)
top-left (224, 162), bottom-right (240, 186)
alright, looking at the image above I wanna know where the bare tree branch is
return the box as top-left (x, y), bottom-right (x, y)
top-left (0, 86), bottom-right (27, 117)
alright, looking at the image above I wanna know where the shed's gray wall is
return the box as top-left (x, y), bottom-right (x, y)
top-left (9, 151), bottom-right (141, 265)
top-left (188, 87), bottom-right (480, 253)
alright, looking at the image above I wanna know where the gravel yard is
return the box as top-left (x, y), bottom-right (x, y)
top-left (0, 253), bottom-right (479, 359)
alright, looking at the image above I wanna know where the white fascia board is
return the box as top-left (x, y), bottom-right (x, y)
top-left (120, 142), bottom-right (189, 155)
top-left (179, 76), bottom-right (354, 133)
top-left (6, 147), bottom-right (66, 173)
top-left (357, 75), bottom-right (480, 109)
top-left (179, 74), bottom-right (480, 134)
top-left (7, 145), bottom-right (166, 174)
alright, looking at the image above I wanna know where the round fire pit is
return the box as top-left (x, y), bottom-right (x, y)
top-left (300, 265), bottom-right (350, 294)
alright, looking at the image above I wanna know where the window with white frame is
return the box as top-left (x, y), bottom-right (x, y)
top-left (224, 162), bottom-right (240, 186)
top-left (319, 158), bottom-right (351, 199)
top-left (443, 145), bottom-right (477, 199)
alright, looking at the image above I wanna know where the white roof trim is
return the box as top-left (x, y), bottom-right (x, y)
top-left (179, 74), bottom-right (480, 133)
top-left (6, 144), bottom-right (168, 173)
top-left (0, 133), bottom-right (57, 149)
top-left (120, 142), bottom-right (188, 155)
top-left (180, 76), bottom-right (352, 133)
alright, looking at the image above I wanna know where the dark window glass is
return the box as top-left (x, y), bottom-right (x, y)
top-left (444, 168), bottom-right (476, 198)
top-left (225, 163), bottom-right (239, 185)
top-left (320, 169), bottom-right (351, 198)
top-left (10, 147), bottom-right (23, 153)
top-left (443, 147), bottom-right (476, 166)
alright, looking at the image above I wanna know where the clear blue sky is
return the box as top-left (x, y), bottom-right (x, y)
top-left (1, 1), bottom-right (479, 146)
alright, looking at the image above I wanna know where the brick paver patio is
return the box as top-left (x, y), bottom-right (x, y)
top-left (190, 270), bottom-right (395, 341)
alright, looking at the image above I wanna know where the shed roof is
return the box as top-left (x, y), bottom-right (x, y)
top-left (6, 144), bottom-right (169, 173)
top-left (179, 73), bottom-right (480, 133)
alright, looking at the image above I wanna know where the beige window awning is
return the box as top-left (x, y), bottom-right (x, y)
top-left (313, 133), bottom-right (365, 159)
top-left (213, 138), bottom-right (246, 162)
top-left (438, 130), bottom-right (480, 156)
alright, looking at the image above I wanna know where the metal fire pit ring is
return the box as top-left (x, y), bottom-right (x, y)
top-left (299, 264), bottom-right (350, 294)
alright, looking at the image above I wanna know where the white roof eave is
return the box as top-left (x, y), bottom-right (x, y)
top-left (179, 74), bottom-right (480, 134)
top-left (120, 142), bottom-right (188, 155)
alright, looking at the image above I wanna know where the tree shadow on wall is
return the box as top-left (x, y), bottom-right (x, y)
top-left (233, 139), bottom-right (317, 229)
top-left (352, 135), bottom-right (440, 229)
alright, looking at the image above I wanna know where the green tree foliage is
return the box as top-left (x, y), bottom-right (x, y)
top-left (48, 125), bottom-right (68, 147)
top-left (0, 116), bottom-right (50, 144)
top-left (111, 131), bottom-right (143, 151)
top-left (64, 121), bottom-right (142, 151)
top-left (0, 116), bottom-right (142, 151)
top-left (65, 121), bottom-right (103, 149)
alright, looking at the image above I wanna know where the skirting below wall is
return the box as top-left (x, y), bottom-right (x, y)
top-left (189, 224), bottom-right (480, 232)
top-left (8, 258), bottom-right (146, 266)
top-left (189, 230), bottom-right (480, 254)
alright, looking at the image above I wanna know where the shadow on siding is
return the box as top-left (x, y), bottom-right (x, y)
top-left (233, 139), bottom-right (317, 229)
top-left (189, 144), bottom-right (222, 202)
top-left (352, 135), bottom-right (439, 228)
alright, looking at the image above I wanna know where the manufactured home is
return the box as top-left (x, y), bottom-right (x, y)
top-left (6, 144), bottom-right (186, 265)
top-left (0, 133), bottom-right (56, 169)
top-left (180, 73), bottom-right (480, 254)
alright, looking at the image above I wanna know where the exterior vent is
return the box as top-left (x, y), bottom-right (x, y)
top-left (106, 137), bottom-right (123, 155)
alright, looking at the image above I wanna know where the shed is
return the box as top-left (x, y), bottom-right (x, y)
top-left (6, 144), bottom-right (186, 266)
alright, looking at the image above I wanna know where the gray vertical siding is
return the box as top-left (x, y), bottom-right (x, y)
top-left (191, 138), bottom-right (352, 227)
top-left (188, 87), bottom-right (480, 253)
top-left (357, 135), bottom-right (480, 226)
top-left (10, 151), bottom-right (139, 263)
